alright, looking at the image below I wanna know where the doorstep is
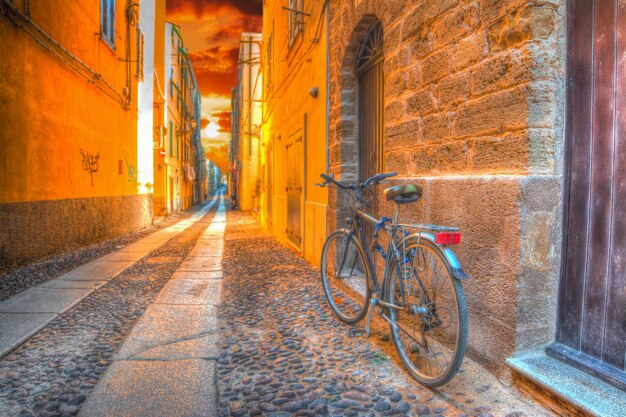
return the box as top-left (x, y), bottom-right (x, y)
top-left (507, 349), bottom-right (626, 417)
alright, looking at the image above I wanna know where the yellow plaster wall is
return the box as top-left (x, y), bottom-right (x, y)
top-left (152, 0), bottom-right (167, 216)
top-left (262, 0), bottom-right (328, 266)
top-left (0, 0), bottom-right (141, 203)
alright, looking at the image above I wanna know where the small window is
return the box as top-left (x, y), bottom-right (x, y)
top-left (136, 28), bottom-right (144, 81)
top-left (100, 0), bottom-right (115, 49)
top-left (288, 0), bottom-right (304, 48)
top-left (169, 121), bottom-right (173, 156)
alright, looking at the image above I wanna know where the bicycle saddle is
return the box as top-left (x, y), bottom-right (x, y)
top-left (384, 184), bottom-right (423, 204)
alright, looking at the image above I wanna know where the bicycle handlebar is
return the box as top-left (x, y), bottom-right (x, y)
top-left (317, 171), bottom-right (397, 190)
top-left (363, 171), bottom-right (397, 187)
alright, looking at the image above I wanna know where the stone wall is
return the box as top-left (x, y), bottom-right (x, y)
top-left (0, 195), bottom-right (152, 267)
top-left (328, 0), bottom-right (566, 377)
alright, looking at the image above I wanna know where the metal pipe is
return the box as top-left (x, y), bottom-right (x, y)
top-left (357, 209), bottom-right (378, 226)
top-left (1, 0), bottom-right (128, 107)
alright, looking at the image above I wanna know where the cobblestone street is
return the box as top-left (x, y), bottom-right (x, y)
top-left (217, 210), bottom-right (550, 417)
top-left (0, 200), bottom-right (555, 417)
top-left (0, 200), bottom-right (219, 417)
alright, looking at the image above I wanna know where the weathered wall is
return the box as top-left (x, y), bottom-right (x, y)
top-left (0, 195), bottom-right (152, 267)
top-left (262, 0), bottom-right (328, 265)
top-left (328, 0), bottom-right (566, 376)
top-left (0, 0), bottom-right (152, 266)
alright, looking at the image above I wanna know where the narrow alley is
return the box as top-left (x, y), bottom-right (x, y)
top-left (2, 195), bottom-right (551, 417)
top-left (3, 0), bottom-right (626, 416)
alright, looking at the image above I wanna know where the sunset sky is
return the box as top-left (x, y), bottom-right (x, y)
top-left (166, 0), bottom-right (263, 171)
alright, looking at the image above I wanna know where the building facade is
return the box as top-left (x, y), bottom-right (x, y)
top-left (260, 0), bottom-right (329, 264)
top-left (0, 0), bottom-right (154, 266)
top-left (153, 23), bottom-right (203, 216)
top-left (327, 0), bottom-right (625, 411)
top-left (0, 0), bottom-right (207, 267)
top-left (230, 33), bottom-right (263, 213)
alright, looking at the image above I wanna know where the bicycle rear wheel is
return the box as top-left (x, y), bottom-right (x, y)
top-left (386, 237), bottom-right (467, 386)
top-left (321, 229), bottom-right (370, 324)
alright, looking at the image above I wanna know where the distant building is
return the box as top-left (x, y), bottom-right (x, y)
top-left (230, 33), bottom-right (263, 212)
top-left (153, 23), bottom-right (204, 216)
top-left (0, 0), bottom-right (158, 265)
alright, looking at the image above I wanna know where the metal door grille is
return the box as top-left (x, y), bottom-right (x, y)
top-left (357, 21), bottom-right (384, 240)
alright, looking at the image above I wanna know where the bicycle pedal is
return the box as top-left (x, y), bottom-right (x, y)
top-left (348, 327), bottom-right (365, 337)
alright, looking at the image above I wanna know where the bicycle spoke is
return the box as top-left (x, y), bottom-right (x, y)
top-left (387, 239), bottom-right (467, 386)
top-left (321, 231), bottom-right (370, 324)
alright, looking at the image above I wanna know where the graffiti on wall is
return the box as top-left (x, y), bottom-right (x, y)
top-left (80, 149), bottom-right (99, 186)
top-left (125, 158), bottom-right (137, 183)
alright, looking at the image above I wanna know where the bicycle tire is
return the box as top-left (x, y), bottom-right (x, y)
top-left (385, 237), bottom-right (468, 386)
top-left (321, 229), bottom-right (371, 324)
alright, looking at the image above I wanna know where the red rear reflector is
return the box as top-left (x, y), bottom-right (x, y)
top-left (435, 232), bottom-right (461, 245)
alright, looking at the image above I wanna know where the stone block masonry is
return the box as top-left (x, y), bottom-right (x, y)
top-left (328, 0), bottom-right (566, 379)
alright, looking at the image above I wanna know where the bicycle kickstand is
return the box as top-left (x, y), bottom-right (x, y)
top-left (365, 298), bottom-right (379, 337)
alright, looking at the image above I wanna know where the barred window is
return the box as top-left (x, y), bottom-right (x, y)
top-left (136, 28), bottom-right (144, 81)
top-left (266, 32), bottom-right (273, 90)
top-left (100, 0), bottom-right (115, 49)
top-left (288, 0), bottom-right (303, 48)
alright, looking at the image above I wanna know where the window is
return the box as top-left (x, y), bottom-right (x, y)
top-left (100, 0), bottom-right (115, 49)
top-left (288, 0), bottom-right (304, 48)
top-left (136, 28), bottom-right (144, 81)
top-left (169, 121), bottom-right (173, 156)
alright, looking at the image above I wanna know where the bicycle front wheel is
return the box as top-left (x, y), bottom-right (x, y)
top-left (386, 238), bottom-right (468, 386)
top-left (321, 229), bottom-right (370, 324)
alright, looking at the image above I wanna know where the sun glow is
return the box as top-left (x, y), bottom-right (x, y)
top-left (205, 121), bottom-right (220, 138)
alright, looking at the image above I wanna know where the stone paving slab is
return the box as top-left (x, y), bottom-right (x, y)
top-left (61, 260), bottom-right (134, 281)
top-left (40, 279), bottom-right (107, 289)
top-left (115, 304), bottom-right (218, 360)
top-left (0, 312), bottom-right (56, 356)
top-left (178, 257), bottom-right (222, 272)
top-left (155, 280), bottom-right (222, 305)
top-left (135, 231), bottom-right (178, 244)
top-left (171, 271), bottom-right (223, 280)
top-left (0, 287), bottom-right (92, 313)
top-left (78, 360), bottom-right (218, 417)
top-left (119, 334), bottom-right (220, 361)
top-left (116, 242), bottom-right (161, 253)
top-left (98, 250), bottom-right (148, 262)
top-left (188, 247), bottom-right (223, 257)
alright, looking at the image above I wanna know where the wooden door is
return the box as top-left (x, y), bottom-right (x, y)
top-left (286, 136), bottom-right (303, 249)
top-left (267, 142), bottom-right (273, 229)
top-left (552, 0), bottom-right (626, 389)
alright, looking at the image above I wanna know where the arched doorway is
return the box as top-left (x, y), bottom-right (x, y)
top-left (357, 21), bottom-right (384, 230)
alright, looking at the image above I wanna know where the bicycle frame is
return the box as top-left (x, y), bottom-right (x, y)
top-left (348, 201), bottom-right (470, 304)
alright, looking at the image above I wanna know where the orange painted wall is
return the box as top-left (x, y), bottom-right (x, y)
top-left (0, 0), bottom-right (144, 203)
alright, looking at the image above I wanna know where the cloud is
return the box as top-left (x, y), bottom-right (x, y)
top-left (167, 0), bottom-right (263, 17)
top-left (188, 47), bottom-right (239, 96)
top-left (205, 143), bottom-right (230, 172)
top-left (212, 111), bottom-right (231, 133)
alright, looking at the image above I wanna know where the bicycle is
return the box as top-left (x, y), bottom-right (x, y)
top-left (317, 171), bottom-right (470, 386)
